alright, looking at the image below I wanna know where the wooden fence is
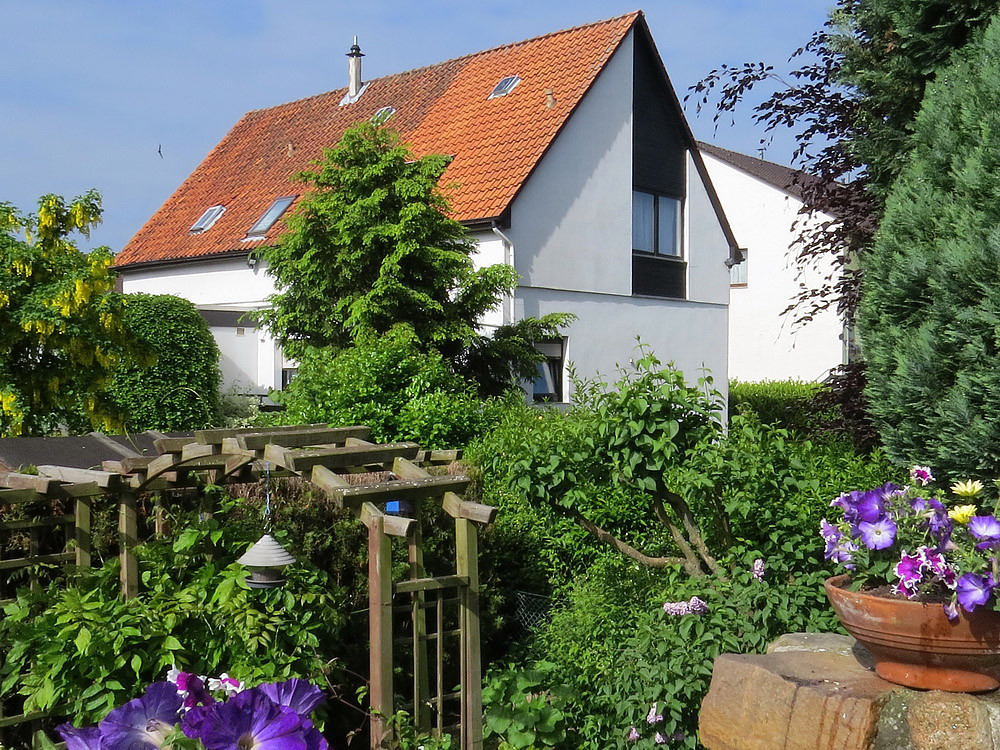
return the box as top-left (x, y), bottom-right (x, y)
top-left (0, 423), bottom-right (494, 750)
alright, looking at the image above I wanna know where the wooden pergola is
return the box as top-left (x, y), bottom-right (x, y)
top-left (0, 423), bottom-right (495, 750)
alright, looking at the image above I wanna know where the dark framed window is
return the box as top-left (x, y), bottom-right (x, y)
top-left (281, 367), bottom-right (298, 390)
top-left (730, 249), bottom-right (748, 286)
top-left (532, 339), bottom-right (565, 403)
top-left (632, 189), bottom-right (681, 256)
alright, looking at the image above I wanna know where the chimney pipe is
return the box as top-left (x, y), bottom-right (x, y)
top-left (347, 36), bottom-right (364, 98)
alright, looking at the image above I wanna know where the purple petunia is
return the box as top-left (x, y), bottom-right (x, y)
top-left (910, 466), bottom-right (934, 486)
top-left (256, 679), bottom-right (325, 718)
top-left (190, 689), bottom-right (315, 750)
top-left (858, 517), bottom-right (897, 550)
top-left (55, 725), bottom-right (102, 750)
top-left (956, 572), bottom-right (995, 613)
top-left (968, 515), bottom-right (1000, 550)
top-left (99, 681), bottom-right (182, 748)
top-left (945, 599), bottom-right (961, 622)
top-left (894, 551), bottom-right (924, 598)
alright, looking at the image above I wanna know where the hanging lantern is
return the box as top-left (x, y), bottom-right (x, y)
top-left (237, 533), bottom-right (296, 588)
top-left (237, 460), bottom-right (296, 588)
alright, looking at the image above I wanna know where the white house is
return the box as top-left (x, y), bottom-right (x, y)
top-left (115, 12), bottom-right (739, 403)
top-left (699, 142), bottom-right (847, 382)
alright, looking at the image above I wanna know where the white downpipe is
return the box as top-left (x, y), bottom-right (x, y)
top-left (491, 225), bottom-right (515, 326)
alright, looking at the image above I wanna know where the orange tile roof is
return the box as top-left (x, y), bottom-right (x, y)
top-left (117, 12), bottom-right (642, 267)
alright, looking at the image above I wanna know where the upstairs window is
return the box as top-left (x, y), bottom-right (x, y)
top-left (532, 339), bottom-right (565, 403)
top-left (245, 196), bottom-right (296, 239)
top-left (730, 249), bottom-right (748, 286)
top-left (489, 75), bottom-right (521, 99)
top-left (371, 106), bottom-right (396, 125)
top-left (632, 190), bottom-right (681, 256)
top-left (190, 205), bottom-right (225, 234)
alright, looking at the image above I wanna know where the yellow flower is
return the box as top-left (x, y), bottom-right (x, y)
top-left (949, 504), bottom-right (978, 524)
top-left (952, 479), bottom-right (985, 498)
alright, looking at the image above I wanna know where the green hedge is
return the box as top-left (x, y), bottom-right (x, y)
top-left (108, 294), bottom-right (222, 431)
top-left (729, 379), bottom-right (833, 434)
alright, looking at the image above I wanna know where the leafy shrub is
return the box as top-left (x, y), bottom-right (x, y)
top-left (276, 325), bottom-right (510, 448)
top-left (108, 294), bottom-right (222, 430)
top-left (483, 662), bottom-right (572, 749)
top-left (0, 500), bottom-right (347, 728)
top-left (728, 379), bottom-right (830, 432)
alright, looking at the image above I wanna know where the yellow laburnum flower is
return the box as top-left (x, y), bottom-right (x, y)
top-left (949, 504), bottom-right (978, 524)
top-left (952, 479), bottom-right (985, 498)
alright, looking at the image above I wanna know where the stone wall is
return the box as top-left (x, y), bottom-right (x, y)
top-left (699, 633), bottom-right (1000, 749)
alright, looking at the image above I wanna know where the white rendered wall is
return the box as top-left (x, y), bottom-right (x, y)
top-left (121, 257), bottom-right (279, 393)
top-left (506, 29), bottom-right (730, 398)
top-left (702, 154), bottom-right (844, 381)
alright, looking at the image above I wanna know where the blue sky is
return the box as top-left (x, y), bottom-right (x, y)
top-left (0, 1), bottom-right (834, 253)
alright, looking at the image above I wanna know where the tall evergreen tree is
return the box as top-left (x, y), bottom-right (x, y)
top-left (858, 13), bottom-right (1000, 478)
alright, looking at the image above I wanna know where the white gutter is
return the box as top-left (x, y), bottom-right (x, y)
top-left (491, 225), bottom-right (516, 326)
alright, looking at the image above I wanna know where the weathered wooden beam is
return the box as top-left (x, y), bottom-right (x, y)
top-left (76, 495), bottom-right (92, 568)
top-left (0, 552), bottom-right (74, 570)
top-left (194, 422), bottom-right (332, 445)
top-left (0, 488), bottom-right (44, 505)
top-left (310, 465), bottom-right (351, 496)
top-left (58, 481), bottom-right (103, 498)
top-left (152, 436), bottom-right (197, 454)
top-left (37, 466), bottom-right (122, 489)
top-left (0, 473), bottom-right (58, 493)
top-left (414, 449), bottom-right (462, 464)
top-left (359, 501), bottom-right (416, 538)
top-left (392, 456), bottom-right (431, 480)
top-left (264, 441), bottom-right (419, 473)
top-left (235, 426), bottom-right (372, 451)
top-left (368, 514), bottom-right (393, 749)
top-left (0, 514), bottom-right (73, 531)
top-left (181, 443), bottom-right (219, 461)
top-left (328, 475), bottom-right (471, 507)
top-left (457, 517), bottom-right (484, 749)
top-left (119, 491), bottom-right (139, 600)
top-left (394, 575), bottom-right (469, 594)
top-left (442, 492), bottom-right (498, 525)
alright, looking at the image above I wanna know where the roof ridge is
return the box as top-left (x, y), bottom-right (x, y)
top-left (696, 140), bottom-right (803, 174)
top-left (245, 10), bottom-right (642, 115)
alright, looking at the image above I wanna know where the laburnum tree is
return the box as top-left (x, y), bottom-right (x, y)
top-left (858, 14), bottom-right (1000, 479)
top-left (0, 191), bottom-right (135, 435)
top-left (258, 122), bottom-right (570, 395)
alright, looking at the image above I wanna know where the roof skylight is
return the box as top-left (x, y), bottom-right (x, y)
top-left (190, 205), bottom-right (225, 234)
top-left (245, 196), bottom-right (296, 238)
top-left (371, 106), bottom-right (396, 125)
top-left (488, 75), bottom-right (521, 99)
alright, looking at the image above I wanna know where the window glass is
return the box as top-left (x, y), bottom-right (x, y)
top-left (657, 196), bottom-right (681, 256)
top-left (190, 205), bottom-right (225, 234)
top-left (632, 190), bottom-right (655, 253)
top-left (730, 249), bottom-right (748, 285)
top-left (531, 339), bottom-right (564, 402)
top-left (247, 196), bottom-right (296, 238)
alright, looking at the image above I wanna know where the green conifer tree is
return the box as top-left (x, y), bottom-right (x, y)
top-left (859, 14), bottom-right (1000, 478)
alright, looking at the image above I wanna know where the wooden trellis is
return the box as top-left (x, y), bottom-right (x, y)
top-left (0, 423), bottom-right (495, 750)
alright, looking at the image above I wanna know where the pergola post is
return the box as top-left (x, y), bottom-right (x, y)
top-left (369, 513), bottom-right (394, 748)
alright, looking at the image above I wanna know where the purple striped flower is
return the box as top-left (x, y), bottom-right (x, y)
top-left (956, 573), bottom-right (995, 613)
top-left (98, 681), bottom-right (182, 748)
top-left (858, 517), bottom-right (897, 550)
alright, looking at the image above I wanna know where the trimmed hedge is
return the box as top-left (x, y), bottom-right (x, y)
top-left (108, 294), bottom-right (222, 431)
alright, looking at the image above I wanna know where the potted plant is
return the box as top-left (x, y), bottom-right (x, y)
top-left (822, 467), bottom-right (1000, 692)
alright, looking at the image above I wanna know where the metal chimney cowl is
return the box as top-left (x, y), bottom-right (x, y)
top-left (340, 36), bottom-right (369, 106)
top-left (237, 533), bottom-right (296, 589)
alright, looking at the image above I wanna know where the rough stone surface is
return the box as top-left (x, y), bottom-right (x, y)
top-left (699, 633), bottom-right (1000, 750)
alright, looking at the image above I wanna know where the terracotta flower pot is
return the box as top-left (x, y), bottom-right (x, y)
top-left (825, 574), bottom-right (1000, 692)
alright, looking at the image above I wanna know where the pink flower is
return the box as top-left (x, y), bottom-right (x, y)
top-left (663, 601), bottom-right (690, 616)
top-left (627, 726), bottom-right (640, 741)
top-left (752, 558), bottom-right (765, 581)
